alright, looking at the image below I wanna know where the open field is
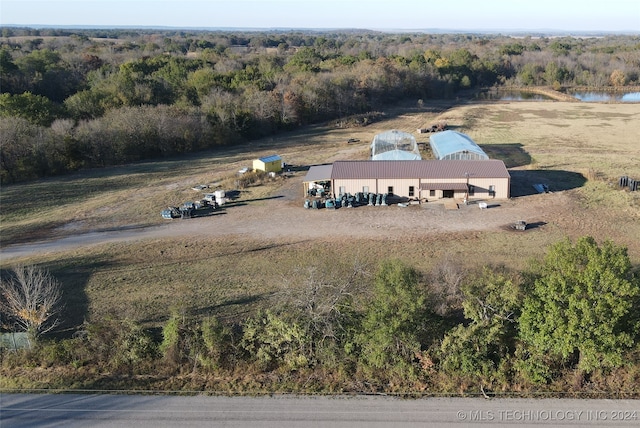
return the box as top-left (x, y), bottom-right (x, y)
top-left (1, 99), bottom-right (639, 329)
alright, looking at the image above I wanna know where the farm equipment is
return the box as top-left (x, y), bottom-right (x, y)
top-left (417, 122), bottom-right (447, 133)
top-left (180, 199), bottom-right (217, 218)
top-left (513, 220), bottom-right (527, 231)
top-left (161, 206), bottom-right (181, 219)
top-left (162, 199), bottom-right (218, 219)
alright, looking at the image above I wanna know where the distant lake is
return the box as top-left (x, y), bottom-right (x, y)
top-left (569, 91), bottom-right (640, 102)
top-left (475, 89), bottom-right (640, 103)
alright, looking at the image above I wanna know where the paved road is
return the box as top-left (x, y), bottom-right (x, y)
top-left (1, 393), bottom-right (639, 427)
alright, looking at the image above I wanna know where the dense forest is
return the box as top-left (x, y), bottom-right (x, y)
top-left (1, 27), bottom-right (639, 183)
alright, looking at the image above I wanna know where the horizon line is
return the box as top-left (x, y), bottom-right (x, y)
top-left (1, 24), bottom-right (638, 36)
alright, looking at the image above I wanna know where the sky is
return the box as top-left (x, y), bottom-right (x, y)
top-left (1, 0), bottom-right (639, 33)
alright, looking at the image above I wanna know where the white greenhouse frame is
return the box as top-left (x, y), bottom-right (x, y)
top-left (370, 130), bottom-right (421, 161)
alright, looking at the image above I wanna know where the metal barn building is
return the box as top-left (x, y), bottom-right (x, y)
top-left (429, 130), bottom-right (489, 160)
top-left (304, 160), bottom-right (510, 201)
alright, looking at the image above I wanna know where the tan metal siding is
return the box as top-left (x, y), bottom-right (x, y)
top-left (333, 178), bottom-right (377, 195)
top-left (330, 160), bottom-right (511, 199)
top-left (468, 178), bottom-right (510, 199)
top-left (377, 179), bottom-right (421, 197)
top-left (419, 178), bottom-right (510, 199)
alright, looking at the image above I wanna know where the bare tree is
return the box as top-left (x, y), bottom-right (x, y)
top-left (277, 258), bottom-right (369, 344)
top-left (428, 257), bottom-right (467, 316)
top-left (0, 265), bottom-right (63, 343)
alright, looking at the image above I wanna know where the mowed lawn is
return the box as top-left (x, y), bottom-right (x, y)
top-left (1, 100), bottom-right (639, 329)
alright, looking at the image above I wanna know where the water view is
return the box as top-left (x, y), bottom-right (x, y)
top-left (570, 91), bottom-right (640, 102)
top-left (475, 89), bottom-right (640, 103)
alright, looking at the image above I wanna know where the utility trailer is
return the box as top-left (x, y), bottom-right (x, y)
top-left (162, 199), bottom-right (217, 219)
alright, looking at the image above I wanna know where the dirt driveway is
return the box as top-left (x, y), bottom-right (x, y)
top-left (0, 169), bottom-right (586, 261)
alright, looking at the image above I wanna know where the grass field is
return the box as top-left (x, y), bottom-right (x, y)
top-left (1, 99), bottom-right (639, 331)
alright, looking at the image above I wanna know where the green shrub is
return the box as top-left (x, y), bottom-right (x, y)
top-left (240, 310), bottom-right (311, 371)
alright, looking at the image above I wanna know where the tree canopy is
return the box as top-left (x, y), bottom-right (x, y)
top-left (354, 259), bottom-right (428, 374)
top-left (1, 29), bottom-right (639, 183)
top-left (519, 236), bottom-right (640, 375)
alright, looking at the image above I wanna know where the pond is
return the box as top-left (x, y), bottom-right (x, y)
top-left (569, 91), bottom-right (640, 102)
top-left (474, 89), bottom-right (640, 103)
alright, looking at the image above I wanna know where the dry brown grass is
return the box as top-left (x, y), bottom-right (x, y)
top-left (1, 100), bottom-right (639, 329)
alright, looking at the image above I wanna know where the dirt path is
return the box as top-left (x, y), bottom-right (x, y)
top-left (0, 171), bottom-right (569, 261)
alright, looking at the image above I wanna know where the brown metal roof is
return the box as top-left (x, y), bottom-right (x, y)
top-left (303, 164), bottom-right (334, 182)
top-left (420, 182), bottom-right (469, 190)
top-left (331, 160), bottom-right (509, 180)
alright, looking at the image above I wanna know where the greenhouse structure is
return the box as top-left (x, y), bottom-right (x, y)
top-left (370, 130), bottom-right (421, 161)
top-left (429, 130), bottom-right (489, 160)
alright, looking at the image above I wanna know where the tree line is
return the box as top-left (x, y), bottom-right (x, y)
top-left (2, 236), bottom-right (639, 395)
top-left (1, 28), bottom-right (639, 183)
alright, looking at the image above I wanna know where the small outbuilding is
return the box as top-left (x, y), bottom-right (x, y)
top-left (253, 154), bottom-right (282, 173)
top-left (429, 130), bottom-right (489, 160)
